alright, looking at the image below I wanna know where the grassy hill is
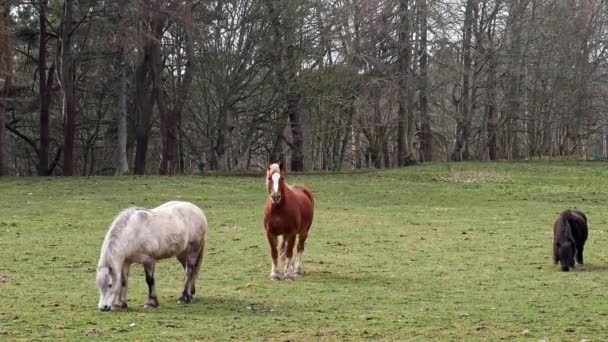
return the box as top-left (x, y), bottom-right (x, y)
top-left (1, 162), bottom-right (608, 340)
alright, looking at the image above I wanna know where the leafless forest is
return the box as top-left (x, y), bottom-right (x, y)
top-left (1, 0), bottom-right (607, 176)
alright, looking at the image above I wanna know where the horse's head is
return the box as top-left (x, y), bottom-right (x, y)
top-left (557, 240), bottom-right (576, 272)
top-left (266, 162), bottom-right (285, 205)
top-left (96, 266), bottom-right (118, 311)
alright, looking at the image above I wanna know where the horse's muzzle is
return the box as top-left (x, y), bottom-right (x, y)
top-left (99, 305), bottom-right (111, 312)
top-left (271, 194), bottom-right (282, 204)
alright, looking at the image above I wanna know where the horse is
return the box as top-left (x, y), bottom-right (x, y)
top-left (553, 209), bottom-right (588, 272)
top-left (96, 201), bottom-right (207, 311)
top-left (264, 162), bottom-right (314, 280)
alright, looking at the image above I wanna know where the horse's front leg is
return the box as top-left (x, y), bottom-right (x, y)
top-left (179, 242), bottom-right (202, 304)
top-left (143, 260), bottom-right (159, 308)
top-left (284, 234), bottom-right (297, 281)
top-left (115, 263), bottom-right (130, 309)
top-left (266, 232), bottom-right (280, 280)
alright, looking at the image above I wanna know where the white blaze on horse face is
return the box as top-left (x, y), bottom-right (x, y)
top-left (271, 173), bottom-right (280, 194)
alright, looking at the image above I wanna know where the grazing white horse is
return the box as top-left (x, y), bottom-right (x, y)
top-left (96, 201), bottom-right (207, 311)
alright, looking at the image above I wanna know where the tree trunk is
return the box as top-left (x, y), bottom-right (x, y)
top-left (397, 0), bottom-right (413, 166)
top-left (38, 0), bottom-right (50, 176)
top-left (214, 106), bottom-right (233, 172)
top-left (288, 94), bottom-right (305, 172)
top-left (61, 0), bottom-right (76, 176)
top-left (485, 3), bottom-right (499, 161)
top-left (418, 0), bottom-right (432, 162)
top-left (337, 102), bottom-right (354, 171)
top-left (133, 11), bottom-right (164, 175)
top-left (452, 0), bottom-right (475, 161)
top-left (268, 0), bottom-right (304, 172)
top-left (0, 1), bottom-right (13, 176)
top-left (504, 0), bottom-right (525, 161)
top-left (382, 139), bottom-right (390, 168)
top-left (269, 132), bottom-right (284, 165)
top-left (115, 5), bottom-right (129, 175)
top-left (133, 50), bottom-right (152, 175)
top-left (159, 3), bottom-right (194, 175)
top-left (116, 52), bottom-right (129, 175)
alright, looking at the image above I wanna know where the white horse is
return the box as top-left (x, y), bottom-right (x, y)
top-left (96, 201), bottom-right (207, 311)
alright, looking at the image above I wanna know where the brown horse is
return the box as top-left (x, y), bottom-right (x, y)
top-left (263, 162), bottom-right (314, 280)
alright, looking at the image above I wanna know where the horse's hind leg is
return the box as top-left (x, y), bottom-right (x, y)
top-left (178, 242), bottom-right (201, 304)
top-left (576, 243), bottom-right (585, 264)
top-left (190, 240), bottom-right (205, 296)
top-left (267, 232), bottom-right (280, 280)
top-left (283, 234), bottom-right (297, 281)
top-left (295, 232), bottom-right (308, 275)
top-left (143, 260), bottom-right (159, 308)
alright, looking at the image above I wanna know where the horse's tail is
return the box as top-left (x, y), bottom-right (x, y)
top-left (193, 239), bottom-right (205, 282)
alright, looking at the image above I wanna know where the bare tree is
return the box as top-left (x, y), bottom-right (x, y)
top-left (115, 0), bottom-right (130, 175)
top-left (38, 0), bottom-right (51, 176)
top-left (418, 0), bottom-right (432, 161)
top-left (0, 0), bottom-right (14, 176)
top-left (452, 0), bottom-right (476, 161)
top-left (397, 0), bottom-right (415, 166)
top-left (60, 0), bottom-right (77, 176)
top-left (158, 2), bottom-right (194, 175)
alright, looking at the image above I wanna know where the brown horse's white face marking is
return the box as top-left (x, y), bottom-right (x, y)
top-left (96, 266), bottom-right (118, 311)
top-left (267, 163), bottom-right (284, 205)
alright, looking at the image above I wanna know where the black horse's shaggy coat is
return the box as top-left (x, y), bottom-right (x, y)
top-left (553, 209), bottom-right (588, 272)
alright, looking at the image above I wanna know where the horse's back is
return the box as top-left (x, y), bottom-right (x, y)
top-left (141, 202), bottom-right (207, 260)
top-left (292, 185), bottom-right (314, 206)
top-left (556, 209), bottom-right (588, 243)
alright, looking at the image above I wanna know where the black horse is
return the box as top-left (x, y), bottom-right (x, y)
top-left (553, 209), bottom-right (588, 272)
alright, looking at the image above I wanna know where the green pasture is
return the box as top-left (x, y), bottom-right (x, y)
top-left (1, 162), bottom-right (608, 340)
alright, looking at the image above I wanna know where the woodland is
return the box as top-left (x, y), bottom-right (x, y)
top-left (1, 0), bottom-right (607, 176)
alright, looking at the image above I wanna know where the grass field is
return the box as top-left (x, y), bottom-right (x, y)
top-left (1, 162), bottom-right (608, 341)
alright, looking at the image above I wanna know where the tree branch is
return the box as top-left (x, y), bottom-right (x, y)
top-left (5, 123), bottom-right (39, 155)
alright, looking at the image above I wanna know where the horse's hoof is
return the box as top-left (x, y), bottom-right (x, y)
top-left (270, 273), bottom-right (281, 281)
top-left (295, 268), bottom-right (303, 275)
top-left (284, 273), bottom-right (295, 281)
top-left (178, 296), bottom-right (192, 304)
top-left (144, 298), bottom-right (159, 308)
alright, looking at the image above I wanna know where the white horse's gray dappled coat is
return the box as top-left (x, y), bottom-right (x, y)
top-left (96, 201), bottom-right (208, 311)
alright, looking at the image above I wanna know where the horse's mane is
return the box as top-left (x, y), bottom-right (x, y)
top-left (563, 220), bottom-right (574, 243)
top-left (98, 207), bottom-right (148, 268)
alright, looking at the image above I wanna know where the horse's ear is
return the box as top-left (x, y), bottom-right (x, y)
top-left (279, 161), bottom-right (284, 172)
